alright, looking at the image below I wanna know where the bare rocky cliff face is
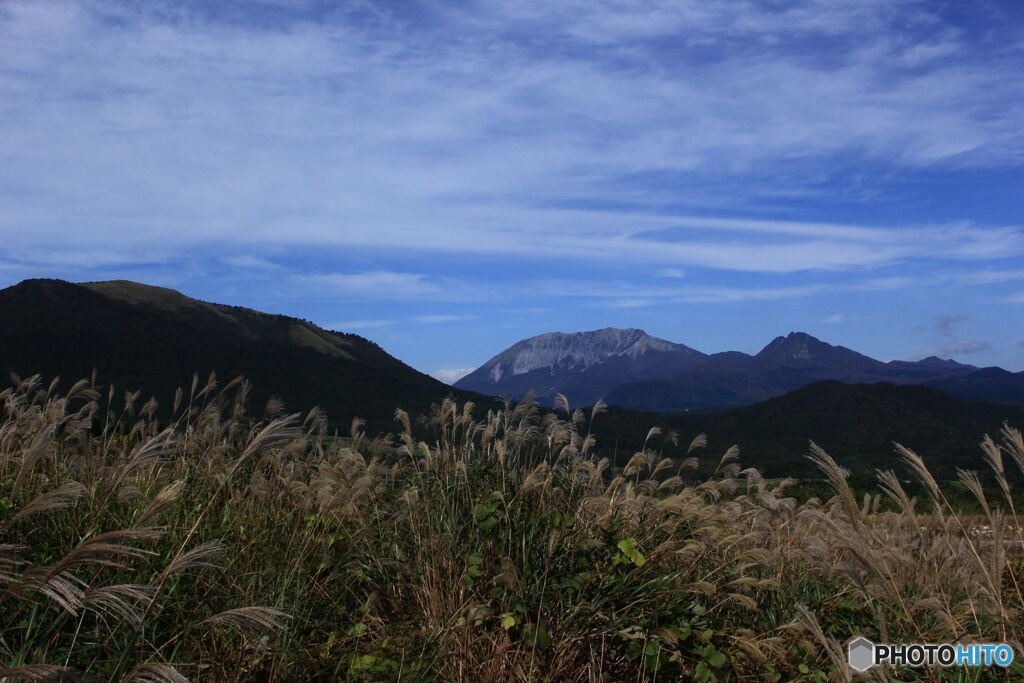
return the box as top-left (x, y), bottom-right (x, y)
top-left (455, 327), bottom-right (708, 407)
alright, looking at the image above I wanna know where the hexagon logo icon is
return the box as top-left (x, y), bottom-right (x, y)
top-left (848, 636), bottom-right (875, 672)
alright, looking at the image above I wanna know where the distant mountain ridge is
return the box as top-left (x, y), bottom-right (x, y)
top-left (457, 328), bottom-right (1023, 411)
top-left (455, 328), bottom-right (707, 407)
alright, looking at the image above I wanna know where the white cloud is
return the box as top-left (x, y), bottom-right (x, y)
top-left (671, 285), bottom-right (829, 304)
top-left (414, 314), bottom-right (476, 323)
top-left (324, 319), bottom-right (394, 331)
top-left (1, 247), bottom-right (169, 269)
top-left (300, 272), bottom-right (439, 298)
top-left (958, 269), bottom-right (1024, 285)
top-left (599, 298), bottom-right (656, 309)
top-left (430, 367), bottom-right (476, 384)
top-left (657, 268), bottom-right (686, 279)
top-left (824, 313), bottom-right (845, 323)
top-left (505, 307), bottom-right (550, 315)
top-left (0, 1), bottom-right (1020, 274)
top-left (851, 276), bottom-right (919, 291)
top-left (223, 255), bottom-right (281, 271)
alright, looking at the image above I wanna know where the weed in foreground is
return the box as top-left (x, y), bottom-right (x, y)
top-left (1, 375), bottom-right (1022, 681)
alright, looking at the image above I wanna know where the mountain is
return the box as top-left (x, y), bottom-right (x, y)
top-left (608, 331), bottom-right (983, 412)
top-left (454, 328), bottom-right (707, 407)
top-left (903, 355), bottom-right (978, 371)
top-left (754, 331), bottom-right (876, 369)
top-left (462, 328), bottom-right (1006, 412)
top-left (0, 279), bottom-right (480, 433)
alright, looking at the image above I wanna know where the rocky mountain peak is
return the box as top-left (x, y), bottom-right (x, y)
top-left (486, 327), bottom-right (689, 381)
top-left (757, 331), bottom-right (829, 361)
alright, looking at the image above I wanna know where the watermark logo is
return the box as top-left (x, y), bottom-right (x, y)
top-left (848, 637), bottom-right (874, 672)
top-left (848, 637), bottom-right (1015, 672)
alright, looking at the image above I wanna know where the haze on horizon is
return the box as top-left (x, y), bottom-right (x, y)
top-left (1, 0), bottom-right (1022, 378)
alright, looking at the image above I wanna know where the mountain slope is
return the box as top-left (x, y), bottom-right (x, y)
top-left (924, 367), bottom-right (1024, 404)
top-left (0, 279), bottom-right (477, 433)
top-left (663, 381), bottom-right (1024, 478)
top-left (454, 328), bottom-right (707, 406)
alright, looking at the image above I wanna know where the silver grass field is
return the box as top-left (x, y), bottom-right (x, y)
top-left (1, 374), bottom-right (1022, 681)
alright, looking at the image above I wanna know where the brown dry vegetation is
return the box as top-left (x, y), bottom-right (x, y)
top-left (1, 373), bottom-right (1022, 681)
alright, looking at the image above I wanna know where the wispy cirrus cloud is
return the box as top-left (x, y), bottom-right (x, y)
top-left (414, 314), bottom-right (476, 324)
top-left (222, 255), bottom-right (283, 271)
top-left (0, 0), bottom-right (1021, 273)
top-left (323, 319), bottom-right (394, 331)
top-left (595, 298), bottom-right (656, 309)
top-left (299, 272), bottom-right (440, 298)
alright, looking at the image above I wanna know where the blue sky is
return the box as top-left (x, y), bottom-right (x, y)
top-left (1, 0), bottom-right (1023, 381)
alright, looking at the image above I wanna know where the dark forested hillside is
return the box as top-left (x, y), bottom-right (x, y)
top-left (0, 279), bottom-right (483, 434)
top-left (665, 381), bottom-right (1024, 478)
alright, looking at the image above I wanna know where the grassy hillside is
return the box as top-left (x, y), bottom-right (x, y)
top-left (1, 375), bottom-right (1022, 681)
top-left (0, 279), bottom-right (486, 435)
